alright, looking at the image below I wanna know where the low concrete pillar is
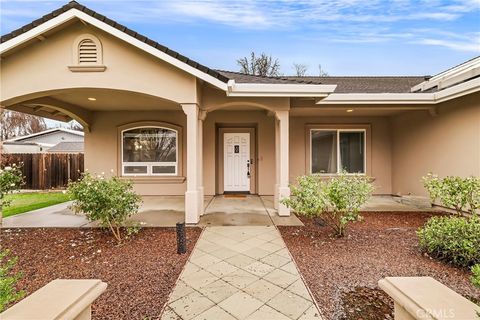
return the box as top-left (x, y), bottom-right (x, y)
top-left (379, 276), bottom-right (480, 320)
top-left (1, 279), bottom-right (107, 320)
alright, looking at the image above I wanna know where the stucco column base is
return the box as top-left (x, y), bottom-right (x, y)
top-left (277, 186), bottom-right (291, 216)
top-left (185, 190), bottom-right (200, 224)
top-left (198, 187), bottom-right (205, 216)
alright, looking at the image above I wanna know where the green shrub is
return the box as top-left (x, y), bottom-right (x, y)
top-left (282, 172), bottom-right (374, 237)
top-left (0, 249), bottom-right (25, 312)
top-left (68, 173), bottom-right (142, 243)
top-left (417, 215), bottom-right (480, 267)
top-left (422, 173), bottom-right (480, 215)
top-left (282, 175), bottom-right (326, 218)
top-left (0, 163), bottom-right (24, 209)
top-left (472, 264), bottom-right (480, 288)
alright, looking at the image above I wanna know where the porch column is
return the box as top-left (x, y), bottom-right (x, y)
top-left (182, 103), bottom-right (200, 224)
top-left (275, 110), bottom-right (290, 216)
top-left (198, 110), bottom-right (207, 216)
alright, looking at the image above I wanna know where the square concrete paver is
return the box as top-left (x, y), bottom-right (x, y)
top-left (161, 226), bottom-right (323, 320)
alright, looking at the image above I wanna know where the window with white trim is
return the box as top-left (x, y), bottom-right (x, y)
top-left (122, 127), bottom-right (177, 176)
top-left (311, 129), bottom-right (365, 174)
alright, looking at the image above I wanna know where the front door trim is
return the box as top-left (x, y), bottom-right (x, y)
top-left (217, 126), bottom-right (257, 194)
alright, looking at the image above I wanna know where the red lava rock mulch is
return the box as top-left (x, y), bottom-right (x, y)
top-left (1, 227), bottom-right (201, 320)
top-left (278, 212), bottom-right (480, 320)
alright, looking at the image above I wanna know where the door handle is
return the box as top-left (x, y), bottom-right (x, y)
top-left (247, 160), bottom-right (250, 178)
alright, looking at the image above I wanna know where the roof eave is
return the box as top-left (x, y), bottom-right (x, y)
top-left (226, 80), bottom-right (337, 97)
top-left (318, 77), bottom-right (480, 105)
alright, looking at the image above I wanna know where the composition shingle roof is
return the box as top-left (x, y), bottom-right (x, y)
top-left (284, 76), bottom-right (429, 93)
top-left (1, 1), bottom-right (430, 94)
top-left (47, 141), bottom-right (84, 153)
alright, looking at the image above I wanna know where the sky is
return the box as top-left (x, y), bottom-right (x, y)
top-left (0, 0), bottom-right (479, 77)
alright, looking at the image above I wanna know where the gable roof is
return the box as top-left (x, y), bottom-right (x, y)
top-left (5, 128), bottom-right (84, 142)
top-left (0, 1), bottom-right (229, 87)
top-left (0, 1), bottom-right (477, 101)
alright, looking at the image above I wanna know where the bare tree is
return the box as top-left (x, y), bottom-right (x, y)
top-left (293, 63), bottom-right (308, 77)
top-left (237, 52), bottom-right (281, 77)
top-left (318, 64), bottom-right (329, 77)
top-left (0, 108), bottom-right (47, 141)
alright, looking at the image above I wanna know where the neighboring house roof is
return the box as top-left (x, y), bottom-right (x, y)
top-left (47, 141), bottom-right (84, 153)
top-left (6, 128), bottom-right (84, 142)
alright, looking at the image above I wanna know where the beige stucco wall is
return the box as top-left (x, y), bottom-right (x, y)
top-left (85, 110), bottom-right (187, 195)
top-left (289, 116), bottom-right (393, 194)
top-left (0, 21), bottom-right (198, 106)
top-left (391, 93), bottom-right (480, 196)
top-left (203, 110), bottom-right (276, 195)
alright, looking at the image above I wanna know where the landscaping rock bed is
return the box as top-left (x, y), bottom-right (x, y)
top-left (279, 212), bottom-right (480, 320)
top-left (1, 227), bottom-right (201, 319)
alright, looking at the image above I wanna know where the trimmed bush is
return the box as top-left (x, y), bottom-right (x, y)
top-left (417, 215), bottom-right (480, 267)
top-left (422, 173), bottom-right (480, 215)
top-left (68, 173), bottom-right (142, 243)
top-left (282, 172), bottom-right (374, 237)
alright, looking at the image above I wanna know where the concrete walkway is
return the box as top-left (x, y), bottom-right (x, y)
top-left (1, 195), bottom-right (430, 228)
top-left (162, 226), bottom-right (322, 320)
top-left (2, 195), bottom-right (303, 228)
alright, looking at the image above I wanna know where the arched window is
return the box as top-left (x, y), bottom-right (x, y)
top-left (122, 127), bottom-right (178, 176)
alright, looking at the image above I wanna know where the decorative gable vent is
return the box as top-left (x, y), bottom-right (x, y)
top-left (78, 39), bottom-right (98, 64)
top-left (69, 34), bottom-right (106, 72)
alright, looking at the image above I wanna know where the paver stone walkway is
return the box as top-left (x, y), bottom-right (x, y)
top-left (161, 226), bottom-right (322, 320)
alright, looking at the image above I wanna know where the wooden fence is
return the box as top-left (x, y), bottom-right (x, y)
top-left (1, 153), bottom-right (84, 190)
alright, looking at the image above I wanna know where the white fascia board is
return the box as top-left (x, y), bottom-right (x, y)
top-left (227, 81), bottom-right (337, 97)
top-left (433, 77), bottom-right (480, 103)
top-left (318, 93), bottom-right (435, 104)
top-left (318, 77), bottom-right (480, 105)
top-left (0, 9), bottom-right (228, 91)
top-left (411, 57), bottom-right (480, 92)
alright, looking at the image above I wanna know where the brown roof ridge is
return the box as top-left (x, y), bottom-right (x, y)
top-left (0, 1), bottom-right (230, 83)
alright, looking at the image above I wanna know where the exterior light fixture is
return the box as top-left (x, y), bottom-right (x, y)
top-left (88, 97), bottom-right (96, 101)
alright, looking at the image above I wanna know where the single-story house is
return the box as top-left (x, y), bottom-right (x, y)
top-left (2, 128), bottom-right (84, 153)
top-left (1, 2), bottom-right (479, 223)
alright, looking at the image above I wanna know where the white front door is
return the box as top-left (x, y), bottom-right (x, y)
top-left (224, 133), bottom-right (250, 192)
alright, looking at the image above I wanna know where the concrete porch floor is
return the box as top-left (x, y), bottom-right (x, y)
top-left (1, 195), bottom-right (431, 229)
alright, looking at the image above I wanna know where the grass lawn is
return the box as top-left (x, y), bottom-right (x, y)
top-left (2, 192), bottom-right (71, 218)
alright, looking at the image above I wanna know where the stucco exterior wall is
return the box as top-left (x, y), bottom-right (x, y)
top-left (391, 93), bottom-right (480, 196)
top-left (289, 116), bottom-right (393, 194)
top-left (1, 21), bottom-right (198, 106)
top-left (85, 110), bottom-right (187, 195)
top-left (203, 110), bottom-right (276, 196)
